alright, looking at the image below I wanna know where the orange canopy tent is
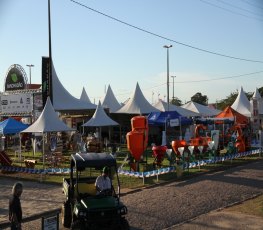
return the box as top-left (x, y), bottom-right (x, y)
top-left (215, 106), bottom-right (248, 125)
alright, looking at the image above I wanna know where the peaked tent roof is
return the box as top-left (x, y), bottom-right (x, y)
top-left (153, 100), bottom-right (200, 117)
top-left (21, 97), bottom-right (75, 133)
top-left (181, 101), bottom-right (221, 116)
top-left (0, 118), bottom-right (29, 135)
top-left (250, 88), bottom-right (263, 115)
top-left (52, 63), bottom-right (96, 111)
top-left (215, 106), bottom-right (248, 124)
top-left (114, 82), bottom-right (159, 114)
top-left (82, 101), bottom-right (119, 127)
top-left (252, 88), bottom-right (262, 100)
top-left (231, 86), bottom-right (251, 117)
top-left (101, 85), bottom-right (122, 113)
top-left (80, 87), bottom-right (92, 104)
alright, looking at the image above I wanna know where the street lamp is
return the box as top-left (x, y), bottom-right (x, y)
top-left (163, 45), bottom-right (172, 111)
top-left (26, 64), bottom-right (34, 84)
top-left (171, 76), bottom-right (176, 101)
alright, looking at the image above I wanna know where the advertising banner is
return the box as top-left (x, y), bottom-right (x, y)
top-left (1, 94), bottom-right (33, 114)
top-left (4, 64), bottom-right (27, 91)
top-left (42, 57), bottom-right (50, 107)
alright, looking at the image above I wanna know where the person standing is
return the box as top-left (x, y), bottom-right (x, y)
top-left (9, 182), bottom-right (23, 230)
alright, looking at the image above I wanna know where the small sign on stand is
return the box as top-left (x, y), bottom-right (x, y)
top-left (42, 214), bottom-right (59, 230)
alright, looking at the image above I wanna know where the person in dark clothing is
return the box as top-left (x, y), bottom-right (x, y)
top-left (9, 182), bottom-right (23, 230)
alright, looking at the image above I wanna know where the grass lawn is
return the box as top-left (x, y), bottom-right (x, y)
top-left (2, 147), bottom-right (263, 219)
top-left (226, 194), bottom-right (263, 217)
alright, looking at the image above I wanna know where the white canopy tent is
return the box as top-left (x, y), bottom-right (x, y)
top-left (83, 101), bottom-right (119, 127)
top-left (114, 82), bottom-right (159, 114)
top-left (82, 101), bottom-right (119, 144)
top-left (52, 62), bottom-right (96, 111)
top-left (250, 88), bottom-right (263, 115)
top-left (153, 99), bottom-right (200, 117)
top-left (21, 97), bottom-right (75, 167)
top-left (101, 85), bottom-right (122, 113)
top-left (80, 87), bottom-right (92, 104)
top-left (231, 86), bottom-right (251, 117)
top-left (181, 101), bottom-right (221, 117)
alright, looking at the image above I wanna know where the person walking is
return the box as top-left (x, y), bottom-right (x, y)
top-left (9, 182), bottom-right (23, 230)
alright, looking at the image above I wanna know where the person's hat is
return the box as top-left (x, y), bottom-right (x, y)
top-left (103, 166), bottom-right (109, 173)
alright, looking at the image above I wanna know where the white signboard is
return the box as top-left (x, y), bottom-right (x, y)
top-left (1, 94), bottom-right (33, 114)
top-left (169, 118), bottom-right (179, 127)
top-left (42, 215), bottom-right (58, 230)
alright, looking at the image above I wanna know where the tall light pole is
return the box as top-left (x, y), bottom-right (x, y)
top-left (171, 76), bottom-right (176, 102)
top-left (26, 64), bottom-right (34, 84)
top-left (163, 45), bottom-right (172, 111)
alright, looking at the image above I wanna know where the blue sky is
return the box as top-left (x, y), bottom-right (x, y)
top-left (1, 0), bottom-right (263, 105)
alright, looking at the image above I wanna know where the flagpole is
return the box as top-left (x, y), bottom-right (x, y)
top-left (48, 0), bottom-right (53, 103)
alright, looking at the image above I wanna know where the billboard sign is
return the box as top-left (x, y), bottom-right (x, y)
top-left (1, 93), bottom-right (33, 114)
top-left (42, 57), bottom-right (51, 107)
top-left (4, 64), bottom-right (27, 91)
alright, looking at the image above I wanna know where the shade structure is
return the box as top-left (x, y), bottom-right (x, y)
top-left (51, 62), bottom-right (96, 111)
top-left (101, 85), bottom-right (122, 113)
top-left (0, 118), bottom-right (29, 135)
top-left (21, 97), bottom-right (74, 133)
top-left (82, 101), bottom-right (119, 127)
top-left (80, 87), bottom-right (92, 104)
top-left (231, 86), bottom-right (251, 117)
top-left (153, 99), bottom-right (199, 117)
top-left (148, 111), bottom-right (193, 126)
top-left (181, 101), bottom-right (221, 117)
top-left (114, 82), bottom-right (159, 114)
top-left (215, 106), bottom-right (248, 125)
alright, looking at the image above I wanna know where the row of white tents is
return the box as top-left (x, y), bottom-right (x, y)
top-left (20, 64), bottom-right (263, 136)
top-left (50, 63), bottom-right (263, 119)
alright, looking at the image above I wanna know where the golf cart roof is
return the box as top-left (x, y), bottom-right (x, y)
top-left (71, 152), bottom-right (117, 169)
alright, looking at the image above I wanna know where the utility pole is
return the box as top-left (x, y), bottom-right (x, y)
top-left (163, 45), bottom-right (172, 111)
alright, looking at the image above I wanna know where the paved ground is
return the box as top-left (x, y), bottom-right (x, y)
top-left (0, 159), bottom-right (263, 229)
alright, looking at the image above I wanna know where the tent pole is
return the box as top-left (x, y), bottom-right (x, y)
top-left (42, 132), bottom-right (45, 169)
top-left (180, 116), bottom-right (182, 140)
top-left (19, 133), bottom-right (22, 167)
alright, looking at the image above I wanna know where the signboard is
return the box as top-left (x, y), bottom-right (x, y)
top-left (1, 94), bottom-right (32, 114)
top-left (169, 118), bottom-right (179, 127)
top-left (33, 93), bottom-right (43, 111)
top-left (42, 214), bottom-right (59, 230)
top-left (4, 64), bottom-right (27, 91)
top-left (42, 57), bottom-right (51, 107)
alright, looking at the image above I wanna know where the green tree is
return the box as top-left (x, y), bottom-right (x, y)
top-left (170, 97), bottom-right (182, 106)
top-left (258, 86), bottom-right (263, 97)
top-left (191, 92), bottom-right (208, 105)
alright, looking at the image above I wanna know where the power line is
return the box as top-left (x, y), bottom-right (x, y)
top-left (175, 70), bottom-right (263, 83)
top-left (217, 0), bottom-right (263, 18)
top-left (69, 0), bottom-right (263, 64)
top-left (200, 0), bottom-right (263, 22)
top-left (241, 0), bottom-right (263, 10)
top-left (115, 70), bottom-right (263, 96)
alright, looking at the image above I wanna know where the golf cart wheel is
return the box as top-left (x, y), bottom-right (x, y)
top-left (120, 218), bottom-right (130, 230)
top-left (62, 202), bottom-right (72, 228)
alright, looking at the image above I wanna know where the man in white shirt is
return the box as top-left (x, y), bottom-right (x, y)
top-left (95, 166), bottom-right (112, 195)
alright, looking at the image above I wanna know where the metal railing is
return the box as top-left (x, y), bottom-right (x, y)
top-left (0, 208), bottom-right (61, 230)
